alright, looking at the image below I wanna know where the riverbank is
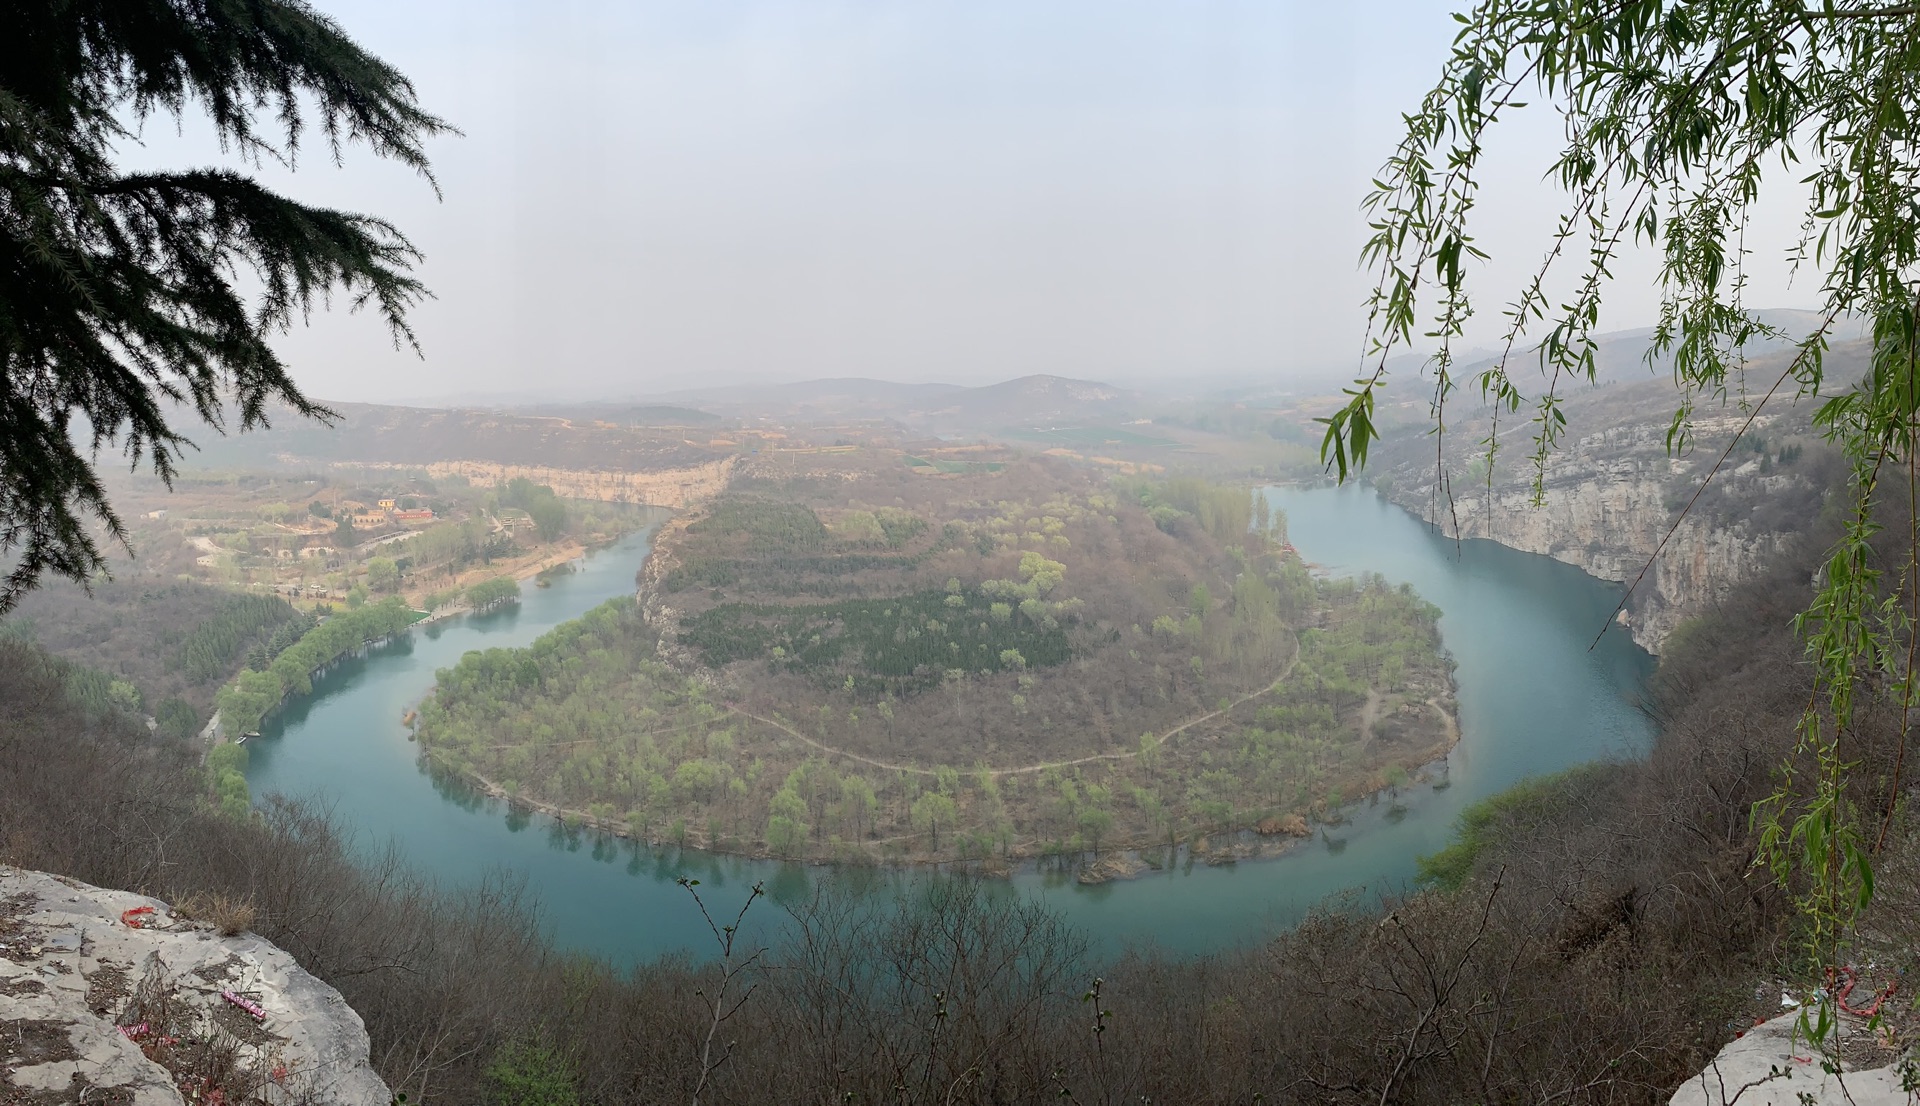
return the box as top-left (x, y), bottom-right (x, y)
top-left (421, 747), bottom-right (1460, 885)
top-left (409, 545), bottom-right (590, 626)
top-left (399, 536), bottom-right (594, 612)
top-left (211, 598), bottom-right (424, 739)
top-left (410, 674), bottom-right (1463, 877)
top-left (227, 523), bottom-right (658, 735)
top-left (244, 491), bottom-right (1653, 963)
top-left (414, 473), bottom-right (1465, 870)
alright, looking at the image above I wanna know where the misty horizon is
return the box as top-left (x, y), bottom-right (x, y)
top-left (123, 2), bottom-right (1822, 406)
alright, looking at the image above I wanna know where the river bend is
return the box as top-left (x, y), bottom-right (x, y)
top-left (244, 488), bottom-right (1656, 962)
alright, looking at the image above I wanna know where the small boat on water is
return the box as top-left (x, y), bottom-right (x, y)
top-left (238, 730), bottom-right (261, 744)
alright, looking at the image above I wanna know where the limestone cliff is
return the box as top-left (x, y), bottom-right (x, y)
top-left (0, 866), bottom-right (389, 1106)
top-left (348, 456), bottom-right (737, 509)
top-left (634, 514), bottom-right (699, 672)
top-left (1377, 406), bottom-right (1829, 652)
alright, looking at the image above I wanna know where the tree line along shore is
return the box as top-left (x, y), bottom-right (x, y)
top-left (412, 459), bottom-right (1458, 866)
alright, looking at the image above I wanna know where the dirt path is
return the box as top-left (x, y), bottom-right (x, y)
top-left (1358, 688), bottom-right (1382, 747)
top-left (722, 632), bottom-right (1303, 779)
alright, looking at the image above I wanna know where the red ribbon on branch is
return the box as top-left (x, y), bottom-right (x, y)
top-left (1828, 965), bottom-right (1898, 1019)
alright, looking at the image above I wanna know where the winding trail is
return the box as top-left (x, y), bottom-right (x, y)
top-left (1357, 689), bottom-right (1382, 747)
top-left (721, 634), bottom-right (1302, 779)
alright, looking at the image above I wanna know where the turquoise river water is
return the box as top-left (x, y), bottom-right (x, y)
top-left (244, 486), bottom-right (1657, 964)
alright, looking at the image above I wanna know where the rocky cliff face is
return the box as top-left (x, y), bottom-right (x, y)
top-left (350, 456), bottom-right (738, 509)
top-left (1375, 388), bottom-right (1832, 653)
top-left (633, 515), bottom-right (712, 685)
top-left (0, 866), bottom-right (390, 1106)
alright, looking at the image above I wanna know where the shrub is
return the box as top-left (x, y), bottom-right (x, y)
top-left (486, 1039), bottom-right (579, 1106)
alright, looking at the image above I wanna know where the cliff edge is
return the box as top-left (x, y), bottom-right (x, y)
top-left (1372, 348), bottom-right (1841, 653)
top-left (0, 865), bottom-right (390, 1106)
top-left (1668, 1008), bottom-right (1916, 1105)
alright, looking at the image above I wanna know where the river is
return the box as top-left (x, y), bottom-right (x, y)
top-left (244, 486), bottom-right (1656, 964)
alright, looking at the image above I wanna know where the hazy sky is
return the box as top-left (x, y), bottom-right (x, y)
top-left (133, 1), bottom-right (1819, 404)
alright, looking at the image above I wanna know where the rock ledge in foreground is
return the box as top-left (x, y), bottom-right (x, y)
top-left (1669, 1008), bottom-right (1916, 1105)
top-left (0, 865), bottom-right (390, 1105)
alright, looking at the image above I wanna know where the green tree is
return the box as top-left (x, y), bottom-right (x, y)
top-left (673, 759), bottom-right (722, 804)
top-left (1331, 0), bottom-right (1920, 985)
top-left (0, 2), bottom-right (445, 613)
top-left (466, 576), bottom-right (522, 610)
top-left (528, 495), bottom-right (569, 543)
top-left (106, 679), bottom-right (141, 715)
top-left (206, 742), bottom-right (250, 819)
top-left (934, 765), bottom-right (961, 796)
top-left (840, 775), bottom-right (878, 840)
top-left (1078, 806), bottom-right (1114, 856)
top-left (365, 556), bottom-right (400, 594)
top-left (485, 1038), bottom-right (579, 1106)
top-left (767, 786), bottom-right (809, 855)
top-left (154, 697), bottom-right (199, 741)
top-left (1017, 551), bottom-right (1065, 595)
top-left (911, 791), bottom-right (957, 852)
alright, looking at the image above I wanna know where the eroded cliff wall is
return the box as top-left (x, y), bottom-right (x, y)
top-left (1375, 391), bottom-right (1833, 653)
top-left (349, 456), bottom-right (737, 508)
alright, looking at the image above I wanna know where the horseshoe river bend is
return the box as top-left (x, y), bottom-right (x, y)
top-left (242, 485), bottom-right (1657, 964)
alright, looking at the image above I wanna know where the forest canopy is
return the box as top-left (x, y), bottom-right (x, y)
top-left (413, 453), bottom-right (1456, 863)
top-left (215, 597), bottom-right (420, 735)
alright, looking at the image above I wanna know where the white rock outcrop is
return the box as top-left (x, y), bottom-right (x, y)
top-left (0, 866), bottom-right (390, 1105)
top-left (1668, 1009), bottom-right (1916, 1105)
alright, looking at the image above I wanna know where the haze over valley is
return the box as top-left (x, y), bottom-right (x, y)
top-left (8, 4), bottom-right (1920, 1106)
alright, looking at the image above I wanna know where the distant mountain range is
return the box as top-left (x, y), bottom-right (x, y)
top-left (496, 312), bottom-right (1860, 436)
top-left (175, 312), bottom-right (1860, 471)
top-left (640, 373), bottom-right (1147, 432)
top-left (513, 403), bottom-right (722, 427)
top-left (1373, 308), bottom-right (1855, 387)
top-left (174, 401), bottom-right (731, 472)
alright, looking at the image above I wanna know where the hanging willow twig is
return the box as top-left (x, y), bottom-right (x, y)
top-left (1330, 0), bottom-right (1920, 1034)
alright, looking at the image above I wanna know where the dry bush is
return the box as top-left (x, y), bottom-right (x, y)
top-left (8, 481), bottom-right (1920, 1105)
top-left (115, 966), bottom-right (309, 1105)
top-left (173, 890), bottom-right (259, 936)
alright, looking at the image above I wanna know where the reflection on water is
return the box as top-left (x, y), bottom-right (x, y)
top-left (247, 489), bottom-right (1657, 965)
top-left (1000, 485), bottom-right (1655, 952)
